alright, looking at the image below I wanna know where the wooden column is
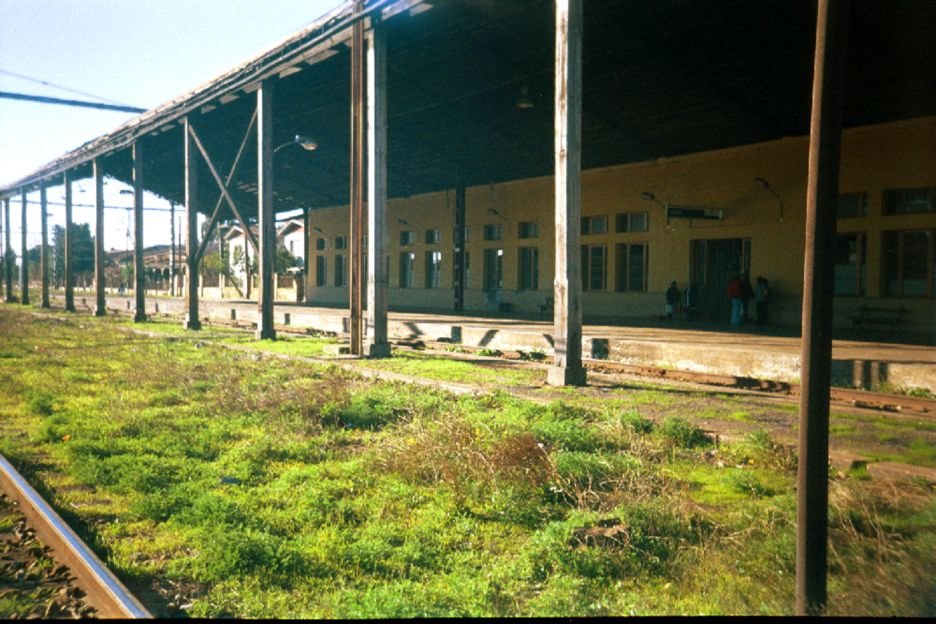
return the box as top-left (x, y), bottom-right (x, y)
top-left (256, 80), bottom-right (276, 340)
top-left (303, 207), bottom-right (312, 303)
top-left (169, 201), bottom-right (176, 296)
top-left (453, 178), bottom-right (466, 312)
top-left (366, 24), bottom-right (390, 357)
top-left (132, 143), bottom-right (146, 322)
top-left (63, 171), bottom-right (75, 312)
top-left (4, 197), bottom-right (14, 302)
top-left (547, 0), bottom-right (586, 387)
top-left (797, 0), bottom-right (850, 616)
top-left (349, 0), bottom-right (365, 355)
top-left (184, 117), bottom-right (201, 330)
top-left (40, 181), bottom-right (49, 308)
top-left (19, 188), bottom-right (29, 305)
top-left (93, 159), bottom-right (106, 316)
top-left (244, 233), bottom-right (251, 299)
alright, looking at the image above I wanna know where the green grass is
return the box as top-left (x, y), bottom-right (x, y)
top-left (348, 349), bottom-right (544, 387)
top-left (0, 304), bottom-right (933, 618)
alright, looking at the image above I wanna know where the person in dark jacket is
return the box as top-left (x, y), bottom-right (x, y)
top-left (755, 276), bottom-right (770, 325)
top-left (665, 281), bottom-right (679, 320)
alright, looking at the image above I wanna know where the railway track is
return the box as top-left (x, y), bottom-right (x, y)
top-left (32, 303), bottom-right (936, 418)
top-left (0, 454), bottom-right (152, 619)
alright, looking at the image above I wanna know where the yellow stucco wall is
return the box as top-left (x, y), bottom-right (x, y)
top-left (304, 116), bottom-right (936, 332)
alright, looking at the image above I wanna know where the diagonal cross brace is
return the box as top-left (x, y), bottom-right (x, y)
top-left (187, 121), bottom-right (259, 255)
top-left (194, 109), bottom-right (258, 263)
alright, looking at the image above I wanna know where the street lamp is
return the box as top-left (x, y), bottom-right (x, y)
top-left (274, 134), bottom-right (319, 154)
top-left (755, 177), bottom-right (784, 223)
top-left (640, 191), bottom-right (671, 230)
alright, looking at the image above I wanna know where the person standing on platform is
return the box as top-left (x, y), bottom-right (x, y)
top-left (728, 274), bottom-right (743, 325)
top-left (755, 276), bottom-right (770, 326)
top-left (739, 272), bottom-right (754, 323)
top-left (665, 281), bottom-right (680, 321)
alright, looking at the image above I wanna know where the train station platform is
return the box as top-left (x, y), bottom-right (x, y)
top-left (80, 293), bottom-right (935, 395)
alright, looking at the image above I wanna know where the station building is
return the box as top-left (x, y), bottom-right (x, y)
top-left (305, 115), bottom-right (935, 335)
top-left (1, 0), bottom-right (935, 380)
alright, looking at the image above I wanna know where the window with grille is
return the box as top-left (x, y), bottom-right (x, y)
top-left (581, 244), bottom-right (607, 290)
top-left (615, 212), bottom-right (648, 233)
top-left (581, 215), bottom-right (608, 235)
top-left (518, 247), bottom-right (539, 290)
top-left (614, 243), bottom-right (647, 292)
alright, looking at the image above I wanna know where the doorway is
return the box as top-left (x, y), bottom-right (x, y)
top-left (689, 238), bottom-right (751, 321)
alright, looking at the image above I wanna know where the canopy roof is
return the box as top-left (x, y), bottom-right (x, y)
top-left (3, 0), bottom-right (934, 221)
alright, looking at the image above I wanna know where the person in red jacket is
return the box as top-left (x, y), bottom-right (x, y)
top-left (727, 274), bottom-right (743, 325)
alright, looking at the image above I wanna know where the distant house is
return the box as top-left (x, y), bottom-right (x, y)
top-left (278, 218), bottom-right (306, 271)
top-left (223, 224), bottom-right (259, 289)
top-left (224, 220), bottom-right (305, 285)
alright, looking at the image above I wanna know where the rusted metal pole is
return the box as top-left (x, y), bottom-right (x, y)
top-left (19, 188), bottom-right (29, 305)
top-left (4, 197), bottom-right (14, 302)
top-left (40, 182), bottom-right (49, 308)
top-left (797, 0), bottom-right (850, 616)
top-left (63, 171), bottom-right (75, 312)
top-left (453, 177), bottom-right (466, 312)
top-left (184, 117), bottom-right (201, 330)
top-left (93, 159), bottom-right (106, 316)
top-left (132, 143), bottom-right (146, 322)
top-left (349, 0), bottom-right (365, 356)
top-left (256, 79), bottom-right (276, 340)
top-left (548, 0), bottom-right (586, 387)
top-left (366, 23), bottom-right (390, 357)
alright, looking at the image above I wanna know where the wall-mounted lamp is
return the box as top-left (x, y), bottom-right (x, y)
top-left (755, 177), bottom-right (784, 223)
top-left (312, 226), bottom-right (324, 233)
top-left (639, 192), bottom-right (671, 230)
top-left (274, 134), bottom-right (319, 154)
top-left (487, 208), bottom-right (499, 215)
top-left (397, 219), bottom-right (409, 226)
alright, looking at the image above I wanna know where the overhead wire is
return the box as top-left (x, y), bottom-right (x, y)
top-left (0, 68), bottom-right (140, 108)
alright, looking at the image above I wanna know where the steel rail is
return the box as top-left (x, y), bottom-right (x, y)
top-left (0, 454), bottom-right (152, 619)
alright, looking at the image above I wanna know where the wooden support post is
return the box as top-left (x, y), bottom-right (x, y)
top-left (184, 117), bottom-right (201, 330)
top-left (548, 0), bottom-right (586, 387)
top-left (4, 197), bottom-right (14, 303)
top-left (244, 233), bottom-right (252, 299)
top-left (40, 181), bottom-right (49, 308)
top-left (193, 111), bottom-right (258, 264)
top-left (256, 80), bottom-right (276, 340)
top-left (93, 159), bottom-right (106, 316)
top-left (169, 201), bottom-right (176, 297)
top-left (349, 0), bottom-right (365, 355)
top-left (302, 207), bottom-right (311, 303)
top-left (797, 0), bottom-right (850, 616)
top-left (453, 177), bottom-right (466, 312)
top-left (19, 188), bottom-right (29, 305)
top-left (188, 122), bottom-right (259, 255)
top-left (63, 171), bottom-right (75, 312)
top-left (132, 142), bottom-right (146, 322)
top-left (366, 23), bottom-right (390, 357)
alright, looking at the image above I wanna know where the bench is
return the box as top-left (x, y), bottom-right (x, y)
top-left (849, 304), bottom-right (910, 330)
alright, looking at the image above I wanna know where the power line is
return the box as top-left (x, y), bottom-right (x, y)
top-left (18, 198), bottom-right (173, 213)
top-left (0, 68), bottom-right (139, 107)
top-left (0, 91), bottom-right (146, 114)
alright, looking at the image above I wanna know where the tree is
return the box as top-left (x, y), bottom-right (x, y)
top-left (51, 224), bottom-right (95, 287)
top-left (275, 245), bottom-right (299, 274)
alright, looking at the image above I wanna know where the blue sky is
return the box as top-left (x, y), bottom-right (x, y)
top-left (0, 0), bottom-right (339, 249)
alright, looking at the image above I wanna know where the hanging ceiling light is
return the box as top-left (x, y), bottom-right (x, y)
top-left (515, 84), bottom-right (534, 110)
